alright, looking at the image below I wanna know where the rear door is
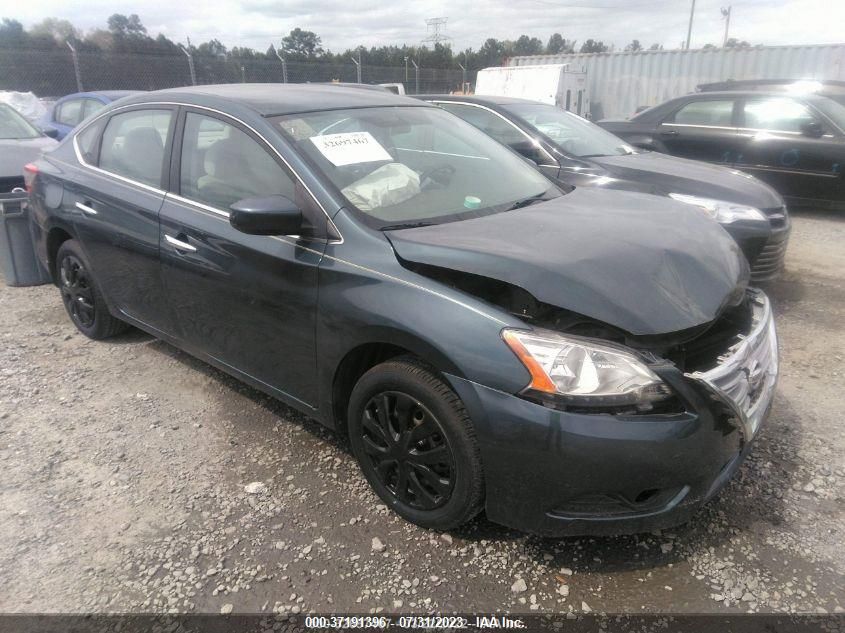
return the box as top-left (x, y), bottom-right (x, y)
top-left (158, 108), bottom-right (325, 408)
top-left (64, 106), bottom-right (176, 333)
top-left (656, 97), bottom-right (742, 164)
top-left (733, 96), bottom-right (843, 206)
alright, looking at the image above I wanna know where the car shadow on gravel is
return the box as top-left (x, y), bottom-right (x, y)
top-left (106, 327), bottom-right (156, 345)
top-left (138, 331), bottom-right (805, 576)
top-left (789, 207), bottom-right (845, 223)
top-left (514, 394), bottom-right (805, 575)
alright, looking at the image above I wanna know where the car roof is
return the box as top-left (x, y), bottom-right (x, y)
top-left (674, 90), bottom-right (830, 101)
top-left (699, 78), bottom-right (845, 93)
top-left (60, 90), bottom-right (142, 102)
top-left (417, 94), bottom-right (546, 107)
top-left (120, 83), bottom-right (429, 117)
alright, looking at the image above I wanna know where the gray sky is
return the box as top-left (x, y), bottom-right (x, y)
top-left (5, 0), bottom-right (844, 53)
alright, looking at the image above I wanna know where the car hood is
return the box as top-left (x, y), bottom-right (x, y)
top-left (386, 187), bottom-right (748, 336)
top-left (0, 137), bottom-right (57, 177)
top-left (591, 151), bottom-right (784, 209)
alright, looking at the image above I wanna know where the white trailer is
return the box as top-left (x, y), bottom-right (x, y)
top-left (474, 64), bottom-right (590, 116)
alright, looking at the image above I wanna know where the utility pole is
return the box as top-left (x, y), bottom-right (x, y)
top-left (404, 56), bottom-right (409, 82)
top-left (66, 41), bottom-right (83, 92)
top-left (721, 6), bottom-right (732, 47)
top-left (274, 49), bottom-right (288, 83)
top-left (411, 59), bottom-right (419, 95)
top-left (351, 49), bottom-right (362, 83)
top-left (685, 0), bottom-right (696, 49)
top-left (179, 44), bottom-right (196, 86)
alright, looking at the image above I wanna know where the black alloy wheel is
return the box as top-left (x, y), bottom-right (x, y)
top-left (360, 391), bottom-right (455, 510)
top-left (348, 357), bottom-right (484, 531)
top-left (60, 254), bottom-right (96, 329)
top-left (55, 239), bottom-right (128, 340)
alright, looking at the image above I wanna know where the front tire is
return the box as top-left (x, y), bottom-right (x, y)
top-left (56, 240), bottom-right (127, 340)
top-left (348, 357), bottom-right (484, 531)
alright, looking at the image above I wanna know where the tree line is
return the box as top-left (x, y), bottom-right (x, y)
top-left (0, 14), bottom-right (753, 72)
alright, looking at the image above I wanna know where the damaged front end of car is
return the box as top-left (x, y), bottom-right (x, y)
top-left (383, 192), bottom-right (779, 534)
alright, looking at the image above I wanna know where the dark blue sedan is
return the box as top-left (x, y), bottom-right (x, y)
top-left (26, 85), bottom-right (777, 536)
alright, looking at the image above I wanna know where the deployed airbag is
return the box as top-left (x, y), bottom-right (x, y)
top-left (342, 163), bottom-right (421, 212)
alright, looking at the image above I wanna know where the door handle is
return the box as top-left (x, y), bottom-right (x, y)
top-left (661, 129), bottom-right (680, 136)
top-left (165, 234), bottom-right (197, 252)
top-left (75, 201), bottom-right (98, 215)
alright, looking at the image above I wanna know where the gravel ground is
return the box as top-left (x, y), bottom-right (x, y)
top-left (1, 210), bottom-right (843, 617)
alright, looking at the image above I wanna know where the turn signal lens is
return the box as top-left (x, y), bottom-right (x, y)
top-left (23, 163), bottom-right (38, 194)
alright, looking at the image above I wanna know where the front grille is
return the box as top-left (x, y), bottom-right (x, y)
top-left (751, 232), bottom-right (790, 282)
top-left (0, 176), bottom-right (25, 193)
top-left (687, 290), bottom-right (778, 441)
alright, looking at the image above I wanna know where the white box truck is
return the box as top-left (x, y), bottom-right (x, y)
top-left (474, 64), bottom-right (590, 117)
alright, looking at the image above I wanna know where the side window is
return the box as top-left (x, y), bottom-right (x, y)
top-left (82, 99), bottom-right (106, 119)
top-left (56, 99), bottom-right (84, 126)
top-left (668, 100), bottom-right (734, 126)
top-left (742, 98), bottom-right (818, 133)
top-left (99, 109), bottom-right (172, 187)
top-left (76, 120), bottom-right (105, 164)
top-left (180, 112), bottom-right (296, 210)
top-left (438, 104), bottom-right (526, 147)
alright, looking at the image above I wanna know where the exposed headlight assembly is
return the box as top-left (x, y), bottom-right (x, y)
top-left (502, 328), bottom-right (671, 408)
top-left (668, 193), bottom-right (767, 224)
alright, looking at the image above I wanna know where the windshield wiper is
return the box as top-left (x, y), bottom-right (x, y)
top-left (380, 221), bottom-right (437, 231)
top-left (506, 192), bottom-right (550, 211)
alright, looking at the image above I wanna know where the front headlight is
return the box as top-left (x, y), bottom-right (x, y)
top-left (668, 193), bottom-right (767, 224)
top-left (502, 328), bottom-right (671, 408)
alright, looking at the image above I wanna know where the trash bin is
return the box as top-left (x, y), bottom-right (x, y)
top-left (0, 190), bottom-right (51, 287)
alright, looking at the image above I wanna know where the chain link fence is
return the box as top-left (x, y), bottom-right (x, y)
top-left (0, 47), bottom-right (468, 97)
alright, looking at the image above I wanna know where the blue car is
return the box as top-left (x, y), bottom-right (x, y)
top-left (38, 91), bottom-right (141, 140)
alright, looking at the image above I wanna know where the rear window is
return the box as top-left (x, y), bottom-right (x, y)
top-left (668, 100), bottom-right (734, 126)
top-left (99, 109), bottom-right (172, 187)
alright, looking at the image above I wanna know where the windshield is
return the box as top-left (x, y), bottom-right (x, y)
top-left (274, 106), bottom-right (558, 227)
top-left (502, 103), bottom-right (635, 158)
top-left (0, 104), bottom-right (41, 140)
top-left (813, 96), bottom-right (845, 132)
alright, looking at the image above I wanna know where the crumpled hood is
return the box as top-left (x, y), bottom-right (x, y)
top-left (0, 137), bottom-right (57, 178)
top-left (386, 187), bottom-right (748, 336)
top-left (592, 151), bottom-right (784, 209)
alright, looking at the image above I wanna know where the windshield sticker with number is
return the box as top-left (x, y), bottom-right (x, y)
top-left (310, 132), bottom-right (392, 166)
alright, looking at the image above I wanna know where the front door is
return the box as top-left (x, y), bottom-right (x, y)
top-left (733, 96), bottom-right (844, 207)
top-left (158, 109), bottom-right (325, 408)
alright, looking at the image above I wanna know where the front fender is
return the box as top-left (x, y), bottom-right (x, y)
top-left (314, 216), bottom-right (531, 426)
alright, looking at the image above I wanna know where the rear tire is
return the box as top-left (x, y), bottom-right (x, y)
top-left (348, 356), bottom-right (484, 531)
top-left (56, 240), bottom-right (128, 340)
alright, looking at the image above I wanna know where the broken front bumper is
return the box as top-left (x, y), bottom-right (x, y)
top-left (687, 289), bottom-right (778, 445)
top-left (445, 290), bottom-right (779, 536)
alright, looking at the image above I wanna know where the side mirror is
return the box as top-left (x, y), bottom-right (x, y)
top-left (42, 127), bottom-right (59, 139)
top-left (800, 121), bottom-right (824, 138)
top-left (509, 140), bottom-right (543, 165)
top-left (229, 195), bottom-right (302, 236)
